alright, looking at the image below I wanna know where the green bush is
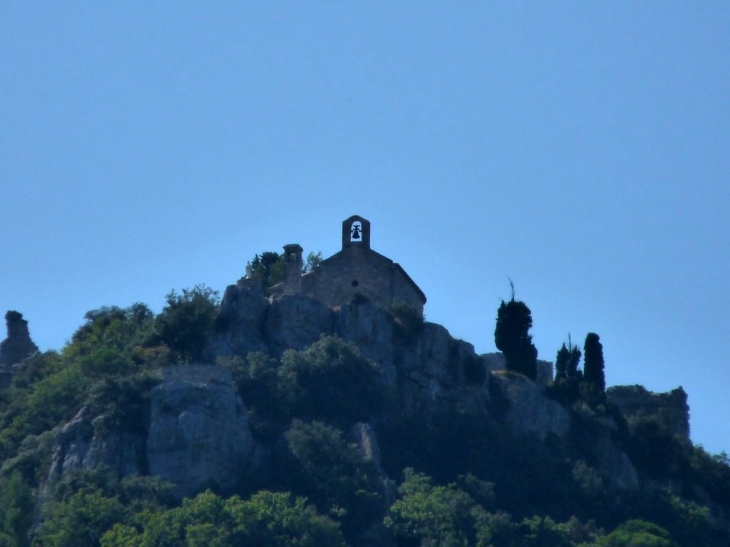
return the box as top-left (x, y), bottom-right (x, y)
top-left (385, 469), bottom-right (489, 547)
top-left (600, 519), bottom-right (676, 547)
top-left (279, 336), bottom-right (383, 426)
top-left (0, 471), bottom-right (33, 547)
top-left (86, 373), bottom-right (160, 435)
top-left (249, 252), bottom-right (286, 295)
top-left (100, 490), bottom-right (346, 547)
top-left (37, 487), bottom-right (127, 547)
top-left (67, 304), bottom-right (156, 361)
top-left (281, 420), bottom-right (383, 540)
top-left (156, 285), bottom-right (220, 363)
top-left (218, 353), bottom-right (287, 439)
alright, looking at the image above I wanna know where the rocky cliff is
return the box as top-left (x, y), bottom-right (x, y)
top-left (50, 365), bottom-right (258, 498)
top-left (46, 282), bottom-right (653, 502)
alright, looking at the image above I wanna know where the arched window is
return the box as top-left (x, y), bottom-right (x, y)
top-left (350, 221), bottom-right (362, 242)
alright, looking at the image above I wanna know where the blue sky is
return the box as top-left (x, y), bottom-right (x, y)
top-left (2, 3), bottom-right (728, 453)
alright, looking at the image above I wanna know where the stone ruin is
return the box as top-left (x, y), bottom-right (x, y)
top-left (0, 310), bottom-right (39, 388)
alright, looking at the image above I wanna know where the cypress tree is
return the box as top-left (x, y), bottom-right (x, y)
top-left (567, 338), bottom-right (582, 379)
top-left (583, 332), bottom-right (605, 392)
top-left (555, 343), bottom-right (569, 380)
top-left (494, 297), bottom-right (538, 380)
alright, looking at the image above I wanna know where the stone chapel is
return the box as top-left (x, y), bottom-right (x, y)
top-left (268, 215), bottom-right (426, 314)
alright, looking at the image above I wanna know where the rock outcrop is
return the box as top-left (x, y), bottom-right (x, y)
top-left (490, 371), bottom-right (571, 440)
top-left (607, 385), bottom-right (690, 439)
top-left (0, 311), bottom-right (38, 366)
top-left (146, 366), bottom-right (258, 497)
top-left (48, 282), bottom-right (644, 502)
top-left (49, 407), bottom-right (146, 480)
top-left (50, 365), bottom-right (259, 498)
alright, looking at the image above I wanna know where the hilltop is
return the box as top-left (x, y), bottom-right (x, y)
top-left (0, 216), bottom-right (728, 547)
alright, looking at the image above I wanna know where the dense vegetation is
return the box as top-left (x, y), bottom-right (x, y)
top-left (1, 281), bottom-right (729, 547)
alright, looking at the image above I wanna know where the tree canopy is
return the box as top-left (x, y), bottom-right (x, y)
top-left (494, 297), bottom-right (538, 380)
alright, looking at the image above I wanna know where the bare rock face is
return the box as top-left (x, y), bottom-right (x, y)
top-left (146, 366), bottom-right (257, 497)
top-left (49, 365), bottom-right (259, 499)
top-left (607, 385), bottom-right (690, 439)
top-left (205, 284), bottom-right (269, 359)
top-left (0, 311), bottom-right (39, 366)
top-left (49, 407), bottom-right (146, 481)
top-left (348, 422), bottom-right (397, 547)
top-left (480, 353), bottom-right (553, 387)
top-left (490, 371), bottom-right (571, 440)
top-left (336, 300), bottom-right (397, 383)
top-left (595, 427), bottom-right (639, 489)
top-left (482, 352), bottom-right (507, 372)
top-left (266, 295), bottom-right (334, 356)
top-left (535, 359), bottom-right (554, 387)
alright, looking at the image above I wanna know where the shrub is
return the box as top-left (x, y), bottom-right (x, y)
top-left (278, 336), bottom-right (383, 425)
top-left (282, 420), bottom-right (383, 539)
top-left (494, 297), bottom-right (538, 380)
top-left (386, 299), bottom-right (424, 341)
top-left (156, 284), bottom-right (220, 363)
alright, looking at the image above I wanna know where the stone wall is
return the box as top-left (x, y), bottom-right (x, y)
top-left (300, 245), bottom-right (425, 315)
top-left (607, 384), bottom-right (690, 439)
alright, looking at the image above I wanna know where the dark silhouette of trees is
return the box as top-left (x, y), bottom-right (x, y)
top-left (250, 251), bottom-right (285, 294)
top-left (555, 336), bottom-right (582, 381)
top-left (583, 332), bottom-right (605, 393)
top-left (156, 284), bottom-right (220, 363)
top-left (494, 285), bottom-right (538, 380)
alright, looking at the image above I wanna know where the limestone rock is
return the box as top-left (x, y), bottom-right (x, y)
top-left (350, 422), bottom-right (383, 468)
top-left (418, 324), bottom-right (460, 387)
top-left (536, 359), bottom-right (553, 387)
top-left (348, 423), bottom-right (397, 547)
top-left (205, 284), bottom-right (268, 360)
top-left (480, 353), bottom-right (553, 387)
top-left (48, 365), bottom-right (259, 498)
top-left (336, 299), bottom-right (397, 383)
top-left (607, 385), bottom-right (690, 439)
top-left (490, 371), bottom-right (571, 440)
top-left (265, 295), bottom-right (334, 356)
top-left (49, 407), bottom-right (145, 481)
top-left (0, 311), bottom-right (39, 366)
top-left (146, 365), bottom-right (256, 497)
top-left (481, 352), bottom-right (507, 373)
top-left (595, 431), bottom-right (639, 489)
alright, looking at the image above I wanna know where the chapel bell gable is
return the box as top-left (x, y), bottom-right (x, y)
top-left (342, 215), bottom-right (371, 250)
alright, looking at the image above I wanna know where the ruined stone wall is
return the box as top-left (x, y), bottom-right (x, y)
top-left (607, 385), bottom-right (690, 439)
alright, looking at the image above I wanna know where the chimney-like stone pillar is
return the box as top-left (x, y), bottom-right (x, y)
top-left (283, 244), bottom-right (303, 295)
top-left (0, 311), bottom-right (39, 366)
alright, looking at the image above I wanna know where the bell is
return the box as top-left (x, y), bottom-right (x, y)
top-left (351, 225), bottom-right (361, 239)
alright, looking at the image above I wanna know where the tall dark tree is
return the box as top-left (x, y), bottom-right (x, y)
top-left (494, 295), bottom-right (538, 380)
top-left (567, 336), bottom-right (582, 379)
top-left (583, 332), bottom-right (605, 392)
top-left (555, 343), bottom-right (570, 380)
top-left (555, 336), bottom-right (582, 381)
top-left (250, 251), bottom-right (285, 294)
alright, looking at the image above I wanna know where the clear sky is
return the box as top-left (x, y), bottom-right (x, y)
top-left (2, 3), bottom-right (728, 453)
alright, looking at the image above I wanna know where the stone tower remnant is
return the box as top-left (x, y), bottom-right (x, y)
top-left (0, 311), bottom-right (39, 366)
